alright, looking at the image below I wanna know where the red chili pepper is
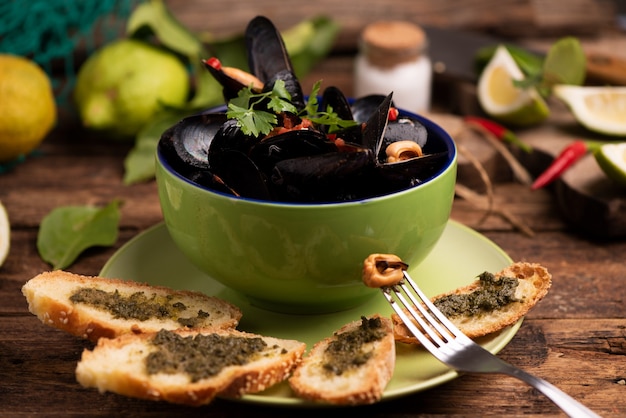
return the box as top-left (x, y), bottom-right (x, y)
top-left (464, 116), bottom-right (532, 153)
top-left (531, 140), bottom-right (588, 190)
top-left (204, 57), bottom-right (221, 70)
top-left (388, 107), bottom-right (399, 121)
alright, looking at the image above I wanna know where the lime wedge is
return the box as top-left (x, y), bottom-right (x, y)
top-left (477, 46), bottom-right (550, 126)
top-left (553, 85), bottom-right (626, 136)
top-left (594, 143), bottom-right (626, 187)
top-left (0, 200), bottom-right (9, 267)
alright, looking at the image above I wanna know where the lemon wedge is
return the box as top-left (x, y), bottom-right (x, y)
top-left (594, 143), bottom-right (626, 187)
top-left (477, 46), bottom-right (549, 126)
top-left (0, 200), bottom-right (9, 267)
top-left (553, 85), bottom-right (626, 136)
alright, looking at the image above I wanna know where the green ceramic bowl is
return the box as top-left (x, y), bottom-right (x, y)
top-left (155, 110), bottom-right (457, 314)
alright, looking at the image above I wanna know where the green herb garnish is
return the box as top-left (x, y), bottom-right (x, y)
top-left (305, 81), bottom-right (358, 133)
top-left (226, 80), bottom-right (297, 137)
top-left (226, 79), bottom-right (357, 137)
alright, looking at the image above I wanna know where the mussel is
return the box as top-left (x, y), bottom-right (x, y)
top-left (158, 16), bottom-right (450, 203)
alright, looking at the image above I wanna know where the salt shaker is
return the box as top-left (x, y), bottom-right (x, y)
top-left (354, 21), bottom-right (432, 114)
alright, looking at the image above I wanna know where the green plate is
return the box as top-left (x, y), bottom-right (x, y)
top-left (100, 220), bottom-right (519, 406)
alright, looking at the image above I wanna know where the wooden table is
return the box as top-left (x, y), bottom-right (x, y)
top-left (2, 45), bottom-right (626, 418)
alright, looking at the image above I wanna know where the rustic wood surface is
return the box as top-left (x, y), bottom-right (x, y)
top-left (2, 4), bottom-right (626, 416)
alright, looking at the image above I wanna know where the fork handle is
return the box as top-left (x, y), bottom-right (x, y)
top-left (504, 366), bottom-right (600, 418)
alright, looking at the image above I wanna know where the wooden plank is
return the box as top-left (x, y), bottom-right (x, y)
top-left (1, 316), bottom-right (622, 416)
top-left (164, 0), bottom-right (617, 51)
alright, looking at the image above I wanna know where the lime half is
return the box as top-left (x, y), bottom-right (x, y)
top-left (477, 46), bottom-right (549, 126)
top-left (554, 85), bottom-right (626, 137)
top-left (0, 200), bottom-right (9, 267)
top-left (594, 143), bottom-right (626, 187)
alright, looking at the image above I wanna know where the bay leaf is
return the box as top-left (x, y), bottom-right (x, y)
top-left (37, 199), bottom-right (122, 270)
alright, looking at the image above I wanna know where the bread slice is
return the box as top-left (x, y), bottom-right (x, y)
top-left (76, 328), bottom-right (306, 406)
top-left (289, 315), bottom-right (395, 405)
top-left (393, 262), bottom-right (552, 344)
top-left (22, 271), bottom-right (242, 342)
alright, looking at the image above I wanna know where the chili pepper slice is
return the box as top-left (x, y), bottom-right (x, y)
top-left (464, 116), bottom-right (533, 153)
top-left (531, 140), bottom-right (588, 190)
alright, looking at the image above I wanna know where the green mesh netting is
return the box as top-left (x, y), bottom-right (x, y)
top-left (0, 0), bottom-right (143, 107)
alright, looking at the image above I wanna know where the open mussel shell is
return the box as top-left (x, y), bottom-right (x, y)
top-left (375, 151), bottom-right (451, 186)
top-left (158, 112), bottom-right (228, 177)
top-left (245, 16), bottom-right (305, 111)
top-left (351, 94), bottom-right (391, 124)
top-left (361, 93), bottom-right (393, 155)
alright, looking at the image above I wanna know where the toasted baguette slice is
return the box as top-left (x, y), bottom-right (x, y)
top-left (76, 328), bottom-right (306, 406)
top-left (289, 315), bottom-right (395, 405)
top-left (22, 271), bottom-right (242, 342)
top-left (393, 262), bottom-right (552, 344)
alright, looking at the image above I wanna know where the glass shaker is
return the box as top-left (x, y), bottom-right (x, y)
top-left (354, 21), bottom-right (432, 114)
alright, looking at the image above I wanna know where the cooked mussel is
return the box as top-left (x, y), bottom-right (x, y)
top-left (158, 16), bottom-right (451, 203)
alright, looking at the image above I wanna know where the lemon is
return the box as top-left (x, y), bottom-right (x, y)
top-left (74, 39), bottom-right (190, 139)
top-left (0, 55), bottom-right (57, 163)
top-left (553, 85), bottom-right (626, 136)
top-left (594, 143), bottom-right (626, 187)
top-left (0, 200), bottom-right (9, 267)
top-left (477, 45), bottom-right (549, 126)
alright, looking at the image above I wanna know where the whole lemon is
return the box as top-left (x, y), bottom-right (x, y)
top-left (0, 55), bottom-right (57, 163)
top-left (74, 39), bottom-right (190, 139)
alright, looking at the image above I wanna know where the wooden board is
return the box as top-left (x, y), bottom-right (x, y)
top-left (512, 109), bottom-right (626, 239)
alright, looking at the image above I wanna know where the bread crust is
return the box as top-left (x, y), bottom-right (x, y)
top-left (289, 315), bottom-right (395, 405)
top-left (22, 271), bottom-right (242, 342)
top-left (75, 328), bottom-right (306, 406)
top-left (392, 262), bottom-right (552, 344)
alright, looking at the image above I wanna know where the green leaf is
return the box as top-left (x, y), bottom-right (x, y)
top-left (284, 16), bottom-right (340, 78)
top-left (124, 110), bottom-right (188, 185)
top-left (126, 0), bottom-right (225, 111)
top-left (542, 37), bottom-right (586, 87)
top-left (37, 200), bottom-right (122, 270)
top-left (127, 0), bottom-right (202, 59)
top-left (304, 80), bottom-right (322, 116)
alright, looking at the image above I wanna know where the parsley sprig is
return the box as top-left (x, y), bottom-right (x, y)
top-left (226, 80), bottom-right (357, 137)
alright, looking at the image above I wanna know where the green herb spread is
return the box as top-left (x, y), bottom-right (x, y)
top-left (433, 272), bottom-right (521, 318)
top-left (322, 316), bottom-right (386, 376)
top-left (69, 288), bottom-right (210, 327)
top-left (145, 329), bottom-right (270, 382)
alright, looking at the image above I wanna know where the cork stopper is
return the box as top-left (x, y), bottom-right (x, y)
top-left (360, 21), bottom-right (427, 69)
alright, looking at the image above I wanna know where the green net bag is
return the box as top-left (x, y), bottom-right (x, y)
top-left (0, 0), bottom-right (143, 107)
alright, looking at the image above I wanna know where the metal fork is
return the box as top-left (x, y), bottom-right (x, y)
top-left (382, 270), bottom-right (600, 418)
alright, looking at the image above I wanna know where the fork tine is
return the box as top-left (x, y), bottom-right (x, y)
top-left (382, 286), bottom-right (441, 354)
top-left (400, 270), bottom-right (468, 340)
top-left (396, 273), bottom-right (454, 344)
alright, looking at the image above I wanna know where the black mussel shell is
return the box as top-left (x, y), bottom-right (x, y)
top-left (159, 112), bottom-right (228, 177)
top-left (361, 93), bottom-right (393, 156)
top-left (375, 151), bottom-right (450, 186)
top-left (208, 119), bottom-right (258, 168)
top-left (271, 150), bottom-right (376, 202)
top-left (351, 94), bottom-right (393, 124)
top-left (379, 116), bottom-right (428, 162)
top-left (249, 129), bottom-right (338, 174)
top-left (245, 16), bottom-right (305, 110)
top-left (208, 149), bottom-right (271, 200)
top-left (320, 86), bottom-right (354, 123)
